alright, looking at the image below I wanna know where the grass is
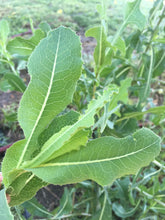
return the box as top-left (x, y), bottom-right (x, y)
top-left (0, 0), bottom-right (153, 36)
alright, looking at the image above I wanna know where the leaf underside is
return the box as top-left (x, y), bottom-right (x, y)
top-left (27, 128), bottom-right (161, 186)
top-left (1, 25), bottom-right (161, 208)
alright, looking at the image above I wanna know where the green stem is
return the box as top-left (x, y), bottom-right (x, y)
top-left (138, 4), bottom-right (165, 69)
top-left (135, 186), bottom-right (165, 208)
top-left (143, 46), bottom-right (154, 99)
top-left (153, 160), bottom-right (165, 170)
top-left (144, 5), bottom-right (165, 54)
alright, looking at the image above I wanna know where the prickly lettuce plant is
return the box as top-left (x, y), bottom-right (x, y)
top-left (0, 0), bottom-right (164, 219)
top-left (0, 24), bottom-right (161, 208)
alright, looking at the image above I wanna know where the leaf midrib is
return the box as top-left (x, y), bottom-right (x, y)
top-left (26, 90), bottom-right (112, 167)
top-left (16, 30), bottom-right (61, 168)
top-left (10, 46), bottom-right (33, 51)
top-left (124, 0), bottom-right (140, 25)
top-left (35, 139), bottom-right (159, 168)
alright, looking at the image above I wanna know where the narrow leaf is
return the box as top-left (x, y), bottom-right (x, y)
top-left (90, 192), bottom-right (112, 220)
top-left (114, 37), bottom-right (126, 57)
top-left (39, 110), bottom-right (80, 146)
top-left (112, 200), bottom-right (140, 218)
top-left (0, 19), bottom-right (10, 44)
top-left (16, 26), bottom-right (82, 165)
top-left (117, 105), bottom-right (165, 122)
top-left (0, 189), bottom-right (13, 220)
top-left (4, 73), bottom-right (26, 92)
top-left (109, 78), bottom-right (131, 116)
top-left (47, 129), bottom-right (90, 161)
top-left (23, 86), bottom-right (118, 167)
top-left (2, 27), bottom-right (82, 205)
top-left (85, 26), bottom-right (111, 76)
top-left (27, 128), bottom-right (161, 186)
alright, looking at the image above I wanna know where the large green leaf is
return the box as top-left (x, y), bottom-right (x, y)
top-left (2, 27), bottom-right (82, 203)
top-left (124, 0), bottom-right (146, 30)
top-left (27, 128), bottom-right (161, 186)
top-left (16, 26), bottom-right (82, 165)
top-left (0, 189), bottom-right (13, 220)
top-left (22, 86), bottom-right (118, 167)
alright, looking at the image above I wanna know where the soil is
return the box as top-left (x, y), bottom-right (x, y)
top-left (36, 185), bottom-right (65, 211)
top-left (0, 31), bottom-right (96, 212)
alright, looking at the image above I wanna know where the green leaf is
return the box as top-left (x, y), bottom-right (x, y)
top-left (109, 78), bottom-right (131, 116)
top-left (93, 78), bottom-right (131, 133)
top-left (0, 78), bottom-right (14, 91)
top-left (2, 27), bottom-right (82, 203)
top-left (117, 105), bottom-right (165, 122)
top-left (112, 200), bottom-right (140, 218)
top-left (16, 26), bottom-right (82, 164)
top-left (22, 197), bottom-right (52, 218)
top-left (39, 110), bottom-right (80, 146)
top-left (4, 73), bottom-right (26, 92)
top-left (47, 129), bottom-right (90, 162)
top-left (8, 172), bottom-right (47, 206)
top-left (4, 113), bottom-right (17, 122)
top-left (2, 140), bottom-right (47, 206)
top-left (153, 49), bottom-right (165, 77)
top-left (0, 189), bottom-right (13, 220)
top-left (38, 21), bottom-right (51, 35)
top-left (124, 0), bottom-right (146, 30)
top-left (53, 188), bottom-right (73, 218)
top-left (114, 37), bottom-right (126, 57)
top-left (153, 38), bottom-right (165, 43)
top-left (7, 29), bottom-right (45, 56)
top-left (111, 0), bottom-right (146, 46)
top-left (89, 192), bottom-right (112, 220)
top-left (0, 19), bottom-right (10, 44)
top-left (23, 86), bottom-right (118, 167)
top-left (85, 26), bottom-right (111, 76)
top-left (143, 46), bottom-right (154, 102)
top-left (27, 128), bottom-right (161, 186)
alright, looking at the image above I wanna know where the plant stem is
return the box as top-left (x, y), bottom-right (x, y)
top-left (153, 160), bottom-right (165, 170)
top-left (144, 5), bottom-right (165, 54)
top-left (0, 144), bottom-right (12, 153)
top-left (135, 186), bottom-right (165, 208)
top-left (138, 4), bottom-right (165, 69)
